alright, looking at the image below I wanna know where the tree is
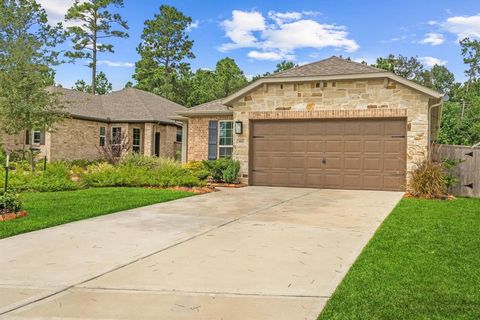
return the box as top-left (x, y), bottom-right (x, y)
top-left (65, 0), bottom-right (129, 95)
top-left (214, 57), bottom-right (247, 98)
top-left (74, 71), bottom-right (112, 95)
top-left (460, 38), bottom-right (480, 92)
top-left (0, 0), bottom-right (67, 142)
top-left (428, 65), bottom-right (455, 95)
top-left (133, 5), bottom-right (195, 104)
top-left (373, 54), bottom-right (425, 83)
top-left (124, 81), bottom-right (133, 88)
top-left (187, 69), bottom-right (217, 107)
top-left (274, 60), bottom-right (298, 73)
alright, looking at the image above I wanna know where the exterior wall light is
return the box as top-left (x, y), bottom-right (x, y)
top-left (235, 121), bottom-right (243, 134)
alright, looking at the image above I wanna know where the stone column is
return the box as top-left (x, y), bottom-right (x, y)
top-left (143, 123), bottom-right (154, 156)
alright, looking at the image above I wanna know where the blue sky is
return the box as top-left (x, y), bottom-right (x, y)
top-left (38, 0), bottom-right (480, 90)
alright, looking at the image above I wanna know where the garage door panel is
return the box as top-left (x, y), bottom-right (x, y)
top-left (384, 140), bottom-right (405, 154)
top-left (344, 157), bottom-right (362, 170)
top-left (307, 141), bottom-right (325, 152)
top-left (325, 174), bottom-right (343, 188)
top-left (364, 157), bottom-right (382, 171)
top-left (383, 158), bottom-right (404, 172)
top-left (325, 141), bottom-right (344, 153)
top-left (251, 119), bottom-right (406, 191)
top-left (344, 140), bottom-right (362, 153)
top-left (364, 140), bottom-right (382, 153)
top-left (325, 157), bottom-right (342, 169)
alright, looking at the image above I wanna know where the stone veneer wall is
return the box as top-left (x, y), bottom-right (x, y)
top-left (231, 78), bottom-right (438, 185)
top-left (186, 116), bottom-right (233, 161)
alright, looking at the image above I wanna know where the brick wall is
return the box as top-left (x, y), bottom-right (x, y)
top-left (231, 79), bottom-right (438, 185)
top-left (186, 116), bottom-right (233, 161)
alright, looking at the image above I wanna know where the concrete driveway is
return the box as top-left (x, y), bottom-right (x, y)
top-left (0, 187), bottom-right (403, 320)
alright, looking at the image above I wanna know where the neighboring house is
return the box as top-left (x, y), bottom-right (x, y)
top-left (2, 87), bottom-right (184, 161)
top-left (173, 56), bottom-right (443, 191)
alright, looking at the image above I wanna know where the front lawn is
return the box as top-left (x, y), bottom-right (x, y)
top-left (319, 197), bottom-right (480, 320)
top-left (0, 187), bottom-right (193, 239)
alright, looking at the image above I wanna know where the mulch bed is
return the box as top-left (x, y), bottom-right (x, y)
top-left (0, 211), bottom-right (28, 222)
top-left (207, 182), bottom-right (247, 188)
top-left (145, 186), bottom-right (218, 195)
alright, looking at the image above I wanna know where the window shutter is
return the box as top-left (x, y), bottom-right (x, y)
top-left (208, 120), bottom-right (218, 160)
top-left (25, 130), bottom-right (30, 145)
top-left (40, 131), bottom-right (46, 145)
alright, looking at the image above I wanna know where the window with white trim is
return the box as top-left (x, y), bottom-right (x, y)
top-left (99, 127), bottom-right (106, 146)
top-left (218, 121), bottom-right (233, 158)
top-left (132, 128), bottom-right (141, 153)
top-left (33, 130), bottom-right (41, 144)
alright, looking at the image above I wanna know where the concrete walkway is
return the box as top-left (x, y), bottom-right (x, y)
top-left (0, 187), bottom-right (403, 320)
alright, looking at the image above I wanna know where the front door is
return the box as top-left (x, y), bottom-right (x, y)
top-left (154, 132), bottom-right (161, 157)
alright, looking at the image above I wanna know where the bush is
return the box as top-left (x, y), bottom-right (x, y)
top-left (182, 161), bottom-right (210, 180)
top-left (203, 158), bottom-right (241, 183)
top-left (408, 161), bottom-right (447, 198)
top-left (81, 156), bottom-right (205, 188)
top-left (2, 161), bottom-right (81, 193)
top-left (0, 192), bottom-right (22, 213)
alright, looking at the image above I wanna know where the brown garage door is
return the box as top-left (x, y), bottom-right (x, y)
top-left (250, 119), bottom-right (406, 191)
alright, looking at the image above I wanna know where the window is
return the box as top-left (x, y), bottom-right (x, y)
top-left (132, 128), bottom-right (141, 153)
top-left (218, 121), bottom-right (233, 158)
top-left (112, 127), bottom-right (122, 143)
top-left (33, 130), bottom-right (41, 144)
top-left (99, 127), bottom-right (106, 147)
top-left (25, 130), bottom-right (30, 145)
top-left (176, 127), bottom-right (182, 143)
top-left (111, 127), bottom-right (122, 157)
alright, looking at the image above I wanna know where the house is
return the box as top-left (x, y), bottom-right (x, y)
top-left (2, 87), bottom-right (184, 161)
top-left (173, 56), bottom-right (443, 191)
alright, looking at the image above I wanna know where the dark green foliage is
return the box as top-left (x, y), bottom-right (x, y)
top-left (74, 72), bottom-right (113, 95)
top-left (65, 0), bottom-right (129, 94)
top-left (0, 188), bottom-right (192, 239)
top-left (438, 101), bottom-right (480, 145)
top-left (203, 158), bottom-right (241, 183)
top-left (0, 192), bottom-right (22, 213)
top-left (133, 5), bottom-right (194, 105)
top-left (319, 197), bottom-right (480, 320)
top-left (0, 0), bottom-right (67, 136)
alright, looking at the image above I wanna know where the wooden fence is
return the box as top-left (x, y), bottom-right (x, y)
top-left (433, 144), bottom-right (480, 197)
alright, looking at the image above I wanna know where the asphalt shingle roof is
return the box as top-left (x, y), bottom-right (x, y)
top-left (50, 87), bottom-right (185, 124)
top-left (268, 56), bottom-right (385, 78)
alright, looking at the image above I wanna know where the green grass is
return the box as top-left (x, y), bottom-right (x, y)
top-left (319, 197), bottom-right (480, 320)
top-left (0, 187), bottom-right (193, 239)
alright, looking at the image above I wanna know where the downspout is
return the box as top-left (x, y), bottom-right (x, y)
top-left (428, 99), bottom-right (443, 161)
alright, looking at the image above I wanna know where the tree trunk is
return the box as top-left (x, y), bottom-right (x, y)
top-left (91, 11), bottom-right (97, 95)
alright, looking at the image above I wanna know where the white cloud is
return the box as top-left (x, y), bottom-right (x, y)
top-left (37, 0), bottom-right (72, 23)
top-left (220, 10), bottom-right (358, 60)
top-left (248, 50), bottom-right (295, 61)
top-left (219, 10), bottom-right (266, 51)
top-left (187, 20), bottom-right (200, 32)
top-left (443, 13), bottom-right (480, 40)
top-left (98, 60), bottom-right (134, 68)
top-left (268, 11), bottom-right (303, 25)
top-left (420, 33), bottom-right (445, 46)
top-left (419, 56), bottom-right (447, 68)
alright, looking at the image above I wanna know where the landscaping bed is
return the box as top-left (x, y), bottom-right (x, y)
top-left (319, 197), bottom-right (480, 320)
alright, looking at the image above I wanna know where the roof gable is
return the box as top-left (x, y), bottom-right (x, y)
top-left (222, 56), bottom-right (443, 105)
top-left (269, 56), bottom-right (384, 78)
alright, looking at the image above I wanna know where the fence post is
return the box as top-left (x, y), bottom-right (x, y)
top-left (4, 154), bottom-right (10, 193)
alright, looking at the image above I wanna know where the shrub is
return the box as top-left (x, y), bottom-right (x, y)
top-left (0, 192), bottom-right (22, 213)
top-left (222, 160), bottom-right (240, 183)
top-left (409, 161), bottom-right (447, 198)
top-left (81, 157), bottom-right (205, 188)
top-left (183, 161), bottom-right (210, 180)
top-left (203, 158), bottom-right (241, 183)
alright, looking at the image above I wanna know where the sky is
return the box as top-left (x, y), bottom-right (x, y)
top-left (37, 0), bottom-right (480, 90)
